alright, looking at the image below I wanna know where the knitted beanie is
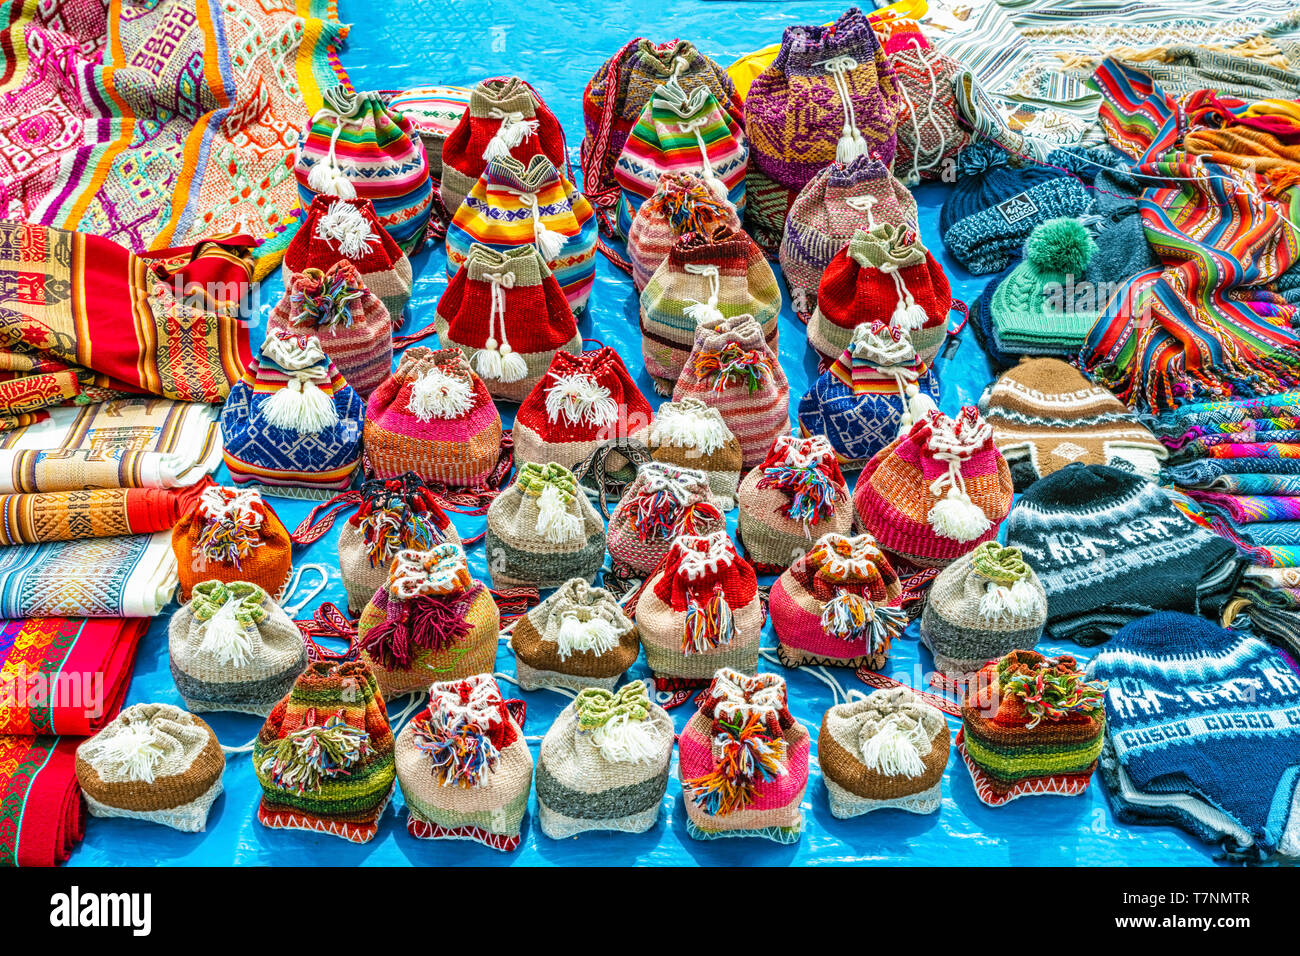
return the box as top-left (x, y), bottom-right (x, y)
top-left (510, 578), bottom-right (639, 692)
top-left (919, 541), bottom-right (1047, 677)
top-left (581, 39), bottom-right (742, 230)
top-left (512, 346), bottom-right (654, 471)
top-left (819, 687), bottom-right (950, 817)
top-left (738, 434), bottom-right (854, 572)
top-left (679, 668), bottom-right (809, 843)
top-left (338, 473), bottom-right (460, 614)
top-left (294, 87), bottom-right (434, 253)
top-left (888, 41), bottom-right (970, 186)
top-left (485, 462), bottom-right (606, 588)
top-left (957, 650), bottom-right (1106, 806)
top-left (640, 225), bottom-right (780, 396)
top-left (440, 76), bottom-right (568, 216)
top-left (168, 581), bottom-right (308, 716)
top-left (627, 171), bottom-right (742, 291)
top-left (385, 85), bottom-right (471, 177)
top-left (780, 156), bottom-right (918, 321)
top-left (1005, 463), bottom-right (1244, 645)
top-left (613, 78), bottom-right (748, 238)
top-left (435, 243), bottom-right (581, 403)
top-left (267, 261), bottom-right (394, 400)
top-left (982, 356), bottom-right (1166, 490)
top-left (798, 321), bottom-right (940, 470)
top-left (770, 532), bottom-right (904, 670)
top-left (636, 530), bottom-right (763, 684)
top-left (220, 331), bottom-right (365, 498)
top-left (987, 218), bottom-right (1099, 357)
top-left (284, 196), bottom-right (413, 322)
top-left (254, 660), bottom-right (396, 843)
top-left (363, 346), bottom-right (506, 486)
top-left (172, 486), bottom-right (292, 602)
top-left (940, 143), bottom-right (1091, 275)
top-left (629, 397), bottom-right (745, 509)
top-left (854, 407), bottom-right (1013, 569)
top-left (810, 223), bottom-right (951, 365)
top-left (672, 313), bottom-right (790, 468)
top-left (1087, 612), bottom-right (1300, 857)
top-left (446, 154), bottom-right (597, 315)
top-left (76, 704), bottom-right (225, 833)
top-left (356, 545), bottom-right (500, 697)
top-left (396, 674), bottom-right (532, 850)
top-left (536, 681), bottom-right (675, 839)
top-left (607, 462), bottom-right (726, 576)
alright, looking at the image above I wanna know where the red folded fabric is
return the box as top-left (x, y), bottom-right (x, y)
top-left (0, 736), bottom-right (85, 867)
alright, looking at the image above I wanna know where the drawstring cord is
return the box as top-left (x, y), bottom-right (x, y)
top-left (816, 54), bottom-right (869, 162)
top-left (683, 262), bottom-right (723, 323)
top-left (475, 270), bottom-right (527, 383)
top-left (503, 186), bottom-right (566, 261)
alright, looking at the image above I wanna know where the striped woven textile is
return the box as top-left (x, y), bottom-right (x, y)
top-left (0, 485), bottom-right (205, 546)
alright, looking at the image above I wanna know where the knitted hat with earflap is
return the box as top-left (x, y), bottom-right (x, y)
top-left (940, 140), bottom-right (1091, 275)
top-left (76, 704), bottom-right (225, 833)
top-left (798, 321), bottom-right (940, 469)
top-left (919, 541), bottom-right (1047, 677)
top-left (536, 680), bottom-right (676, 839)
top-left (987, 217), bottom-right (1099, 357)
top-left (629, 397), bottom-right (745, 510)
top-left (510, 578), bottom-right (640, 693)
top-left (172, 486), bottom-right (293, 602)
top-left (854, 407), bottom-right (1014, 569)
top-left (679, 668), bottom-right (810, 843)
top-left (770, 532), bottom-right (905, 670)
top-left (819, 687), bottom-right (950, 818)
top-left (737, 434), bottom-right (854, 572)
top-left (628, 171), bottom-right (742, 292)
top-left (607, 461), bottom-right (727, 577)
top-left (356, 544), bottom-right (500, 697)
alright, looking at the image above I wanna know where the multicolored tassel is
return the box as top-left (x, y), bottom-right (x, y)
top-left (682, 585), bottom-right (734, 655)
top-left (293, 268), bottom-right (363, 329)
top-left (683, 709), bottom-right (787, 816)
top-left (692, 342), bottom-right (772, 395)
top-left (1000, 664), bottom-right (1107, 730)
top-left (758, 461), bottom-right (843, 527)
top-left (411, 712), bottom-right (502, 788)
top-left (820, 590), bottom-right (907, 652)
top-left (260, 714), bottom-right (372, 794)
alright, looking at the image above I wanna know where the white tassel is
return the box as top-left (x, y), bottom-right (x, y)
top-left (893, 297), bottom-right (929, 332)
top-left (649, 402), bottom-right (730, 456)
top-left (684, 299), bottom-right (725, 324)
top-left (198, 595), bottom-right (253, 668)
top-left (533, 220), bottom-right (567, 261)
top-left (261, 375), bottom-right (338, 433)
top-left (499, 347), bottom-right (528, 383)
top-left (474, 340), bottom-right (504, 381)
top-left (315, 200), bottom-right (377, 258)
top-left (591, 712), bottom-right (662, 764)
top-left (483, 110), bottom-right (539, 161)
top-left (535, 483), bottom-right (583, 543)
top-left (98, 726), bottom-right (167, 784)
top-left (981, 579), bottom-right (1044, 619)
top-left (408, 367), bottom-right (473, 421)
top-left (898, 383), bottom-right (938, 437)
top-left (861, 721), bottom-right (926, 778)
top-left (553, 613), bottom-right (621, 660)
top-left (307, 155), bottom-right (357, 200)
top-left (545, 372), bottom-right (618, 427)
top-left (928, 486), bottom-right (990, 543)
top-left (819, 54), bottom-right (870, 163)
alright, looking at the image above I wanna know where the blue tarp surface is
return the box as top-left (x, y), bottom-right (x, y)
top-left (68, 0), bottom-right (1218, 866)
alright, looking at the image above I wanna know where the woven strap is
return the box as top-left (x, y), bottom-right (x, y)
top-left (572, 436), bottom-right (654, 517)
top-left (297, 602), bottom-right (359, 662)
top-left (489, 585), bottom-right (541, 625)
top-left (291, 490), bottom-right (363, 544)
top-left (859, 668), bottom-right (960, 717)
top-left (581, 36), bottom-right (643, 235)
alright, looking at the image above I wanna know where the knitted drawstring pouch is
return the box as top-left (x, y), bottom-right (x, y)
top-left (253, 659), bottom-right (396, 843)
top-left (679, 668), bottom-right (809, 843)
top-left (282, 195), bottom-right (413, 321)
top-left (396, 674), bottom-right (532, 851)
top-left (672, 313), bottom-right (790, 468)
top-left (798, 320), bottom-right (940, 469)
top-left (536, 680), bottom-right (675, 838)
top-left (607, 461), bottom-right (727, 576)
top-left (613, 77), bottom-right (749, 237)
top-left (780, 155), bottom-right (918, 321)
top-left (268, 260), bottom-right (394, 400)
top-left (172, 485), bottom-right (293, 602)
top-left (434, 244), bottom-right (581, 403)
top-left (738, 434), bottom-right (854, 572)
top-left (810, 222), bottom-right (952, 365)
top-left (920, 541), bottom-right (1047, 677)
top-left (446, 154), bottom-right (597, 315)
top-left (885, 34), bottom-right (970, 187)
top-left (169, 580), bottom-right (308, 716)
top-left (439, 76), bottom-right (568, 216)
top-left (356, 544), bottom-right (500, 697)
top-left (76, 703), bottom-right (225, 833)
top-left (635, 529), bottom-right (763, 687)
top-left (770, 531), bottom-right (904, 670)
top-left (363, 346), bottom-right (507, 488)
top-left (384, 84), bottom-right (471, 178)
top-left (958, 649), bottom-right (1107, 807)
top-left (220, 330), bottom-right (365, 498)
top-left (818, 686), bottom-right (950, 818)
top-left (510, 578), bottom-right (639, 692)
top-left (640, 225), bottom-right (781, 395)
top-left (485, 462), bottom-right (607, 589)
top-left (627, 171), bottom-right (743, 291)
top-left (293, 86), bottom-right (434, 253)
top-left (854, 407), bottom-right (1013, 569)
top-left (629, 397), bottom-right (745, 510)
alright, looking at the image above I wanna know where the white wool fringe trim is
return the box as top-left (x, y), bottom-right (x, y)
top-left (97, 726), bottom-right (167, 784)
top-left (860, 720), bottom-right (926, 778)
top-left (649, 402), bottom-right (730, 456)
top-left (535, 483), bottom-right (583, 543)
top-left (545, 372), bottom-right (618, 427)
top-left (315, 199), bottom-right (376, 258)
top-left (979, 578), bottom-right (1044, 620)
top-left (591, 712), bottom-right (663, 764)
top-left (553, 613), bottom-right (621, 660)
top-left (408, 366), bottom-right (474, 421)
top-left (261, 374), bottom-right (338, 434)
top-left (198, 594), bottom-right (254, 668)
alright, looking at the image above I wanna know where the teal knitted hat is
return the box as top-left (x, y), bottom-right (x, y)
top-left (988, 218), bottom-right (1098, 357)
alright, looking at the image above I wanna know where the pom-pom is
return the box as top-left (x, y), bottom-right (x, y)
top-left (1025, 217), bottom-right (1096, 275)
top-left (408, 367), bottom-right (474, 421)
top-left (927, 487), bottom-right (991, 542)
top-left (261, 375), bottom-right (338, 434)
